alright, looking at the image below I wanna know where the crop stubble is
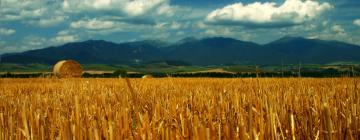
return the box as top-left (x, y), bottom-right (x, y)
top-left (0, 78), bottom-right (359, 140)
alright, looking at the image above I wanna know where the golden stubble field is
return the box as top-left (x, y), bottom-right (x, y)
top-left (0, 78), bottom-right (359, 140)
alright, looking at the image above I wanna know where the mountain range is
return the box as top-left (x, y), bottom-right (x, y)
top-left (2, 36), bottom-right (360, 65)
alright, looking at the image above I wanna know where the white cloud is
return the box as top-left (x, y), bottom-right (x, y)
top-left (0, 0), bottom-right (47, 21)
top-left (0, 28), bottom-right (16, 36)
top-left (307, 35), bottom-right (319, 39)
top-left (124, 0), bottom-right (166, 16)
top-left (0, 36), bottom-right (50, 54)
top-left (38, 16), bottom-right (67, 27)
top-left (57, 30), bottom-right (71, 36)
top-left (170, 21), bottom-right (181, 30)
top-left (23, 36), bottom-right (47, 47)
top-left (205, 0), bottom-right (332, 27)
top-left (0, 8), bottom-right (46, 21)
top-left (51, 35), bottom-right (79, 44)
top-left (156, 4), bottom-right (175, 16)
top-left (196, 21), bottom-right (208, 29)
top-left (154, 22), bottom-right (167, 29)
top-left (71, 19), bottom-right (116, 30)
top-left (0, 0), bottom-right (174, 28)
top-left (204, 28), bottom-right (232, 36)
top-left (63, 0), bottom-right (171, 17)
top-left (154, 21), bottom-right (188, 30)
top-left (354, 19), bottom-right (360, 27)
top-left (62, 0), bottom-right (112, 11)
top-left (69, 18), bottom-right (139, 35)
top-left (92, 0), bottom-right (113, 9)
top-left (331, 25), bottom-right (345, 33)
top-left (322, 21), bottom-right (329, 27)
top-left (331, 25), bottom-right (347, 36)
top-left (0, 0), bottom-right (68, 27)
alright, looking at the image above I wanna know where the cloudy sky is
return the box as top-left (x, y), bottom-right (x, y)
top-left (0, 0), bottom-right (359, 54)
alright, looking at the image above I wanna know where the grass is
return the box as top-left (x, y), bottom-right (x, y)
top-left (0, 78), bottom-right (359, 139)
top-left (0, 63), bottom-right (51, 72)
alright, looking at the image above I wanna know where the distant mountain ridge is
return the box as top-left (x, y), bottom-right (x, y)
top-left (2, 36), bottom-right (360, 65)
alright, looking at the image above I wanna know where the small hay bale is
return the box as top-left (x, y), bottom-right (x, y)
top-left (142, 74), bottom-right (153, 78)
top-left (53, 60), bottom-right (83, 78)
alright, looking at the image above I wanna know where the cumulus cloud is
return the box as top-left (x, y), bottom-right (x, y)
top-left (62, 0), bottom-right (127, 11)
top-left (23, 36), bottom-right (47, 47)
top-left (0, 28), bottom-right (16, 36)
top-left (0, 0), bottom-right (47, 21)
top-left (63, 0), bottom-right (172, 17)
top-left (354, 19), bottom-right (360, 26)
top-left (0, 36), bottom-right (49, 54)
top-left (0, 0), bottom-right (174, 27)
top-left (205, 0), bottom-right (332, 27)
top-left (331, 25), bottom-right (345, 33)
top-left (170, 21), bottom-right (181, 30)
top-left (154, 22), bottom-right (167, 29)
top-left (51, 34), bottom-right (79, 44)
top-left (124, 0), bottom-right (167, 16)
top-left (153, 21), bottom-right (190, 31)
top-left (196, 21), bottom-right (208, 29)
top-left (204, 27), bottom-right (233, 37)
top-left (0, 0), bottom-right (68, 27)
top-left (38, 16), bottom-right (68, 27)
top-left (69, 18), bottom-right (147, 35)
top-left (1, 8), bottom-right (46, 22)
top-left (331, 25), bottom-right (347, 36)
top-left (156, 4), bottom-right (175, 16)
top-left (71, 19), bottom-right (116, 30)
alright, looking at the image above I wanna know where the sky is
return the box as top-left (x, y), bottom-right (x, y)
top-left (0, 0), bottom-right (359, 54)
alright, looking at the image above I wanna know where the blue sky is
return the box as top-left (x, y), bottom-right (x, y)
top-left (0, 0), bottom-right (359, 54)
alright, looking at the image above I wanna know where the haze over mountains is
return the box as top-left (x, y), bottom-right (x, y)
top-left (2, 36), bottom-right (360, 65)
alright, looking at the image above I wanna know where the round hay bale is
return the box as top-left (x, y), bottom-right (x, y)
top-left (53, 60), bottom-right (83, 78)
top-left (142, 74), bottom-right (153, 78)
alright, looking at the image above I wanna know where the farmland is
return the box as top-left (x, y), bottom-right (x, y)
top-left (0, 78), bottom-right (359, 139)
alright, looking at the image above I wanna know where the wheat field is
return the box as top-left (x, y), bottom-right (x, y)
top-left (0, 78), bottom-right (359, 140)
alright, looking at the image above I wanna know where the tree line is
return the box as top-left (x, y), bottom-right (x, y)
top-left (1, 68), bottom-right (358, 78)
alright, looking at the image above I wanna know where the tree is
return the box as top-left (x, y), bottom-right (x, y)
top-left (113, 69), bottom-right (127, 78)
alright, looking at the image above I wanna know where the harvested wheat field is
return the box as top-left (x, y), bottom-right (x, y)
top-left (0, 78), bottom-right (359, 140)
